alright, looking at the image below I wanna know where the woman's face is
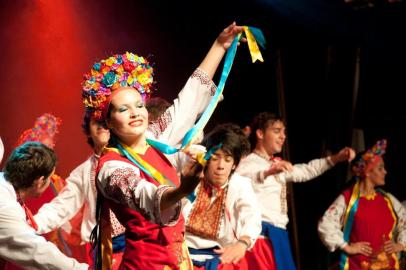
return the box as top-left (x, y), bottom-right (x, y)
top-left (204, 148), bottom-right (235, 186)
top-left (366, 157), bottom-right (387, 187)
top-left (107, 88), bottom-right (148, 143)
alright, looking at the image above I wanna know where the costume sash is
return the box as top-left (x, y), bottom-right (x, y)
top-left (261, 221), bottom-right (296, 270)
top-left (339, 180), bottom-right (361, 270)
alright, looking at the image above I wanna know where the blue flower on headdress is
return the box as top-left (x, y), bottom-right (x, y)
top-left (102, 72), bottom-right (117, 87)
top-left (93, 62), bottom-right (101, 71)
top-left (116, 55), bottom-right (123, 64)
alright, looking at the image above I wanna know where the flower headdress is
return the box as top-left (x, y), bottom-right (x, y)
top-left (352, 139), bottom-right (387, 177)
top-left (82, 52), bottom-right (154, 121)
top-left (16, 113), bottom-right (62, 149)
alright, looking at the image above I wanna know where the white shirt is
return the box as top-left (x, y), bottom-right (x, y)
top-left (183, 173), bottom-right (261, 261)
top-left (237, 153), bottom-right (333, 229)
top-left (34, 68), bottom-right (217, 242)
top-left (318, 192), bottom-right (406, 252)
top-left (0, 174), bottom-right (88, 270)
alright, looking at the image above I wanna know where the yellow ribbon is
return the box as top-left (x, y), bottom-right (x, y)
top-left (243, 26), bottom-right (264, 63)
top-left (105, 144), bottom-right (175, 187)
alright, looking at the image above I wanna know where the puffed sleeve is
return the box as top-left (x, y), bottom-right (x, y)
top-left (387, 193), bottom-right (406, 248)
top-left (97, 160), bottom-right (181, 226)
top-left (318, 194), bottom-right (348, 252)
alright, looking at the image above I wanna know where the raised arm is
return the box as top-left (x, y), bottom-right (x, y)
top-left (146, 23), bottom-right (244, 146)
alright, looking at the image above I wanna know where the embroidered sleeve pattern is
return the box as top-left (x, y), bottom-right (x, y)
top-left (274, 175), bottom-right (288, 215)
top-left (191, 68), bottom-right (217, 96)
top-left (153, 185), bottom-right (181, 226)
top-left (104, 167), bottom-right (153, 220)
top-left (147, 109), bottom-right (173, 139)
top-left (318, 195), bottom-right (347, 252)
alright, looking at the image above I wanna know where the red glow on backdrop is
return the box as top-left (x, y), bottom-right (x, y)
top-left (0, 0), bottom-right (164, 179)
top-left (0, 1), bottom-right (94, 179)
top-left (0, 0), bottom-right (96, 213)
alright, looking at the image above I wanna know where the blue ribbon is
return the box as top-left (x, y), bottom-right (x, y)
top-left (149, 27), bottom-right (265, 155)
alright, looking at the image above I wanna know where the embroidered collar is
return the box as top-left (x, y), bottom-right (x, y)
top-left (186, 180), bottom-right (228, 240)
top-left (360, 190), bottom-right (377, 200)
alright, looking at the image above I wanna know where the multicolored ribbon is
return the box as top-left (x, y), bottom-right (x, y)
top-left (148, 26), bottom-right (266, 161)
top-left (106, 142), bottom-right (176, 187)
top-left (340, 180), bottom-right (361, 270)
top-left (195, 143), bottom-right (223, 166)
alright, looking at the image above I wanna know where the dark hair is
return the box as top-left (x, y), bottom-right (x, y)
top-left (82, 114), bottom-right (95, 147)
top-left (4, 142), bottom-right (56, 190)
top-left (146, 97), bottom-right (171, 123)
top-left (249, 112), bottom-right (284, 149)
top-left (203, 123), bottom-right (250, 168)
top-left (82, 114), bottom-right (109, 148)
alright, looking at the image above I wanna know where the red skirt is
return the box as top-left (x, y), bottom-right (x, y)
top-left (245, 237), bottom-right (277, 270)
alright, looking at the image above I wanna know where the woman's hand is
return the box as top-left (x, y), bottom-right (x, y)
top-left (214, 241), bottom-right (248, 264)
top-left (216, 22), bottom-right (245, 50)
top-left (342, 242), bottom-right (373, 256)
top-left (384, 240), bottom-right (404, 254)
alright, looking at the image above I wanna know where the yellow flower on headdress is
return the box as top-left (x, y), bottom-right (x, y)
top-left (91, 69), bottom-right (99, 76)
top-left (112, 82), bottom-right (120, 90)
top-left (101, 66), bottom-right (110, 74)
top-left (126, 52), bottom-right (135, 61)
top-left (116, 66), bottom-right (124, 74)
top-left (127, 76), bottom-right (134, 85)
top-left (106, 57), bottom-right (115, 66)
top-left (138, 73), bottom-right (152, 85)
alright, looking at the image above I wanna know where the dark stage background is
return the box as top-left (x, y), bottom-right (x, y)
top-left (1, 0), bottom-right (406, 269)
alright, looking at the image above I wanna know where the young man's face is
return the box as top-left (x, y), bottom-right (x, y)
top-left (89, 119), bottom-right (110, 148)
top-left (204, 149), bottom-right (235, 186)
top-left (257, 120), bottom-right (286, 156)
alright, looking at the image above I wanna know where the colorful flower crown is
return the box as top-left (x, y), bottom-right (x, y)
top-left (16, 113), bottom-right (62, 149)
top-left (82, 52), bottom-right (154, 121)
top-left (352, 139), bottom-right (387, 177)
